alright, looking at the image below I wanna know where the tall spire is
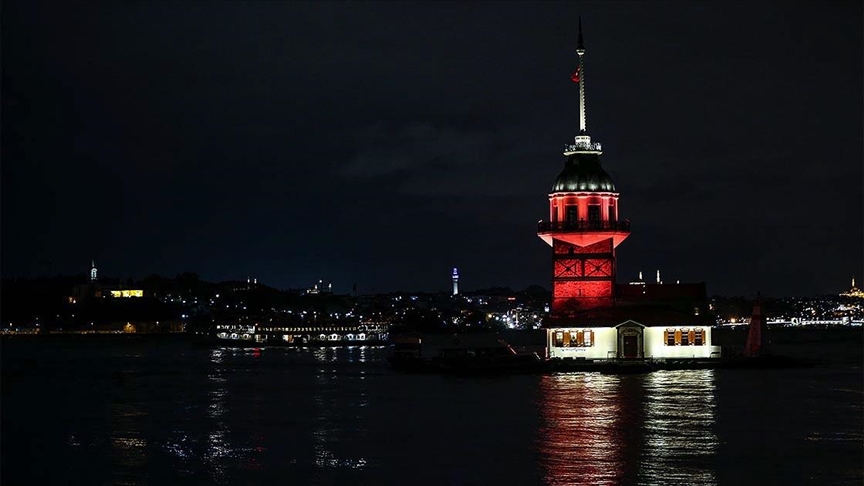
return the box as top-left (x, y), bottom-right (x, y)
top-left (576, 17), bottom-right (586, 135)
top-left (564, 17), bottom-right (600, 154)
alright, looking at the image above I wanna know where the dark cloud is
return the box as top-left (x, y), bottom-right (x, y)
top-left (2, 1), bottom-right (861, 296)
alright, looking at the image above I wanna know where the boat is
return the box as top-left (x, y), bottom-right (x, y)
top-left (388, 332), bottom-right (545, 374)
top-left (192, 321), bottom-right (390, 347)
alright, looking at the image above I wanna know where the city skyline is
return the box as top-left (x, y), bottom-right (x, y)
top-left (2, 2), bottom-right (862, 297)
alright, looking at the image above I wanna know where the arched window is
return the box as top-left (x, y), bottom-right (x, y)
top-left (566, 206), bottom-right (578, 223)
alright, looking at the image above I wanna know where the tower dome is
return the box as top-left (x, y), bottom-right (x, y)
top-left (551, 153), bottom-right (616, 192)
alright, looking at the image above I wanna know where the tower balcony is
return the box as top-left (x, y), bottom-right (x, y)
top-left (538, 220), bottom-right (630, 233)
top-left (537, 220), bottom-right (630, 248)
top-left (563, 141), bottom-right (602, 154)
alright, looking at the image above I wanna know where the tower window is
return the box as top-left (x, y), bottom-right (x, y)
top-left (566, 206), bottom-right (578, 223)
top-left (608, 205), bottom-right (616, 221)
top-left (588, 205), bottom-right (600, 222)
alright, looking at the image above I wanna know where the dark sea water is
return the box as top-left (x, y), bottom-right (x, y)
top-left (1, 336), bottom-right (862, 485)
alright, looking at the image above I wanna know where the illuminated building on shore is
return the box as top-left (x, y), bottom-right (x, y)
top-left (452, 267), bottom-right (459, 296)
top-left (109, 289), bottom-right (144, 298)
top-left (840, 276), bottom-right (864, 299)
top-left (537, 21), bottom-right (719, 360)
top-left (307, 279), bottom-right (332, 295)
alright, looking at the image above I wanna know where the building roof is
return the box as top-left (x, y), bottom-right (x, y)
top-left (544, 303), bottom-right (714, 328)
top-left (551, 152), bottom-right (616, 193)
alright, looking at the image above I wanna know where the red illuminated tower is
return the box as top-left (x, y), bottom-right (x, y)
top-left (537, 20), bottom-right (630, 316)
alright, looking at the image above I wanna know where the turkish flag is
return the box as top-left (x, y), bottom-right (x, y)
top-left (571, 68), bottom-right (580, 83)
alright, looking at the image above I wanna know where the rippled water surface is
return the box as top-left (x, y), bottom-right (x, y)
top-left (2, 336), bottom-right (861, 485)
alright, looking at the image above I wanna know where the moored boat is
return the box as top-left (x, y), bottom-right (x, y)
top-left (388, 332), bottom-right (545, 374)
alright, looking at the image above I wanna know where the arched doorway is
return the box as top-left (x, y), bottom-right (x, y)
top-left (616, 321), bottom-right (644, 359)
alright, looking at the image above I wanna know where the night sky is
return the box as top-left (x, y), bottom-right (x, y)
top-left (2, 1), bottom-right (862, 297)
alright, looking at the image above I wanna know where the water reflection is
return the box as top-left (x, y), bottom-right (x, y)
top-left (537, 373), bottom-right (627, 485)
top-left (311, 347), bottom-right (369, 470)
top-left (204, 347), bottom-right (231, 483)
top-left (108, 401), bottom-right (150, 476)
top-left (640, 370), bottom-right (718, 486)
top-left (537, 370), bottom-right (718, 486)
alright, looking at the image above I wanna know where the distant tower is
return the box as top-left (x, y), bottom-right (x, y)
top-left (537, 19), bottom-right (630, 316)
top-left (90, 260), bottom-right (98, 282)
top-left (452, 267), bottom-right (459, 296)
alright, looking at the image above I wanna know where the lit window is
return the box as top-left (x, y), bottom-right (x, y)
top-left (694, 328), bottom-right (704, 346)
top-left (681, 328), bottom-right (690, 346)
top-left (674, 329), bottom-right (682, 346)
top-left (556, 329), bottom-right (595, 347)
top-left (665, 329), bottom-right (675, 346)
